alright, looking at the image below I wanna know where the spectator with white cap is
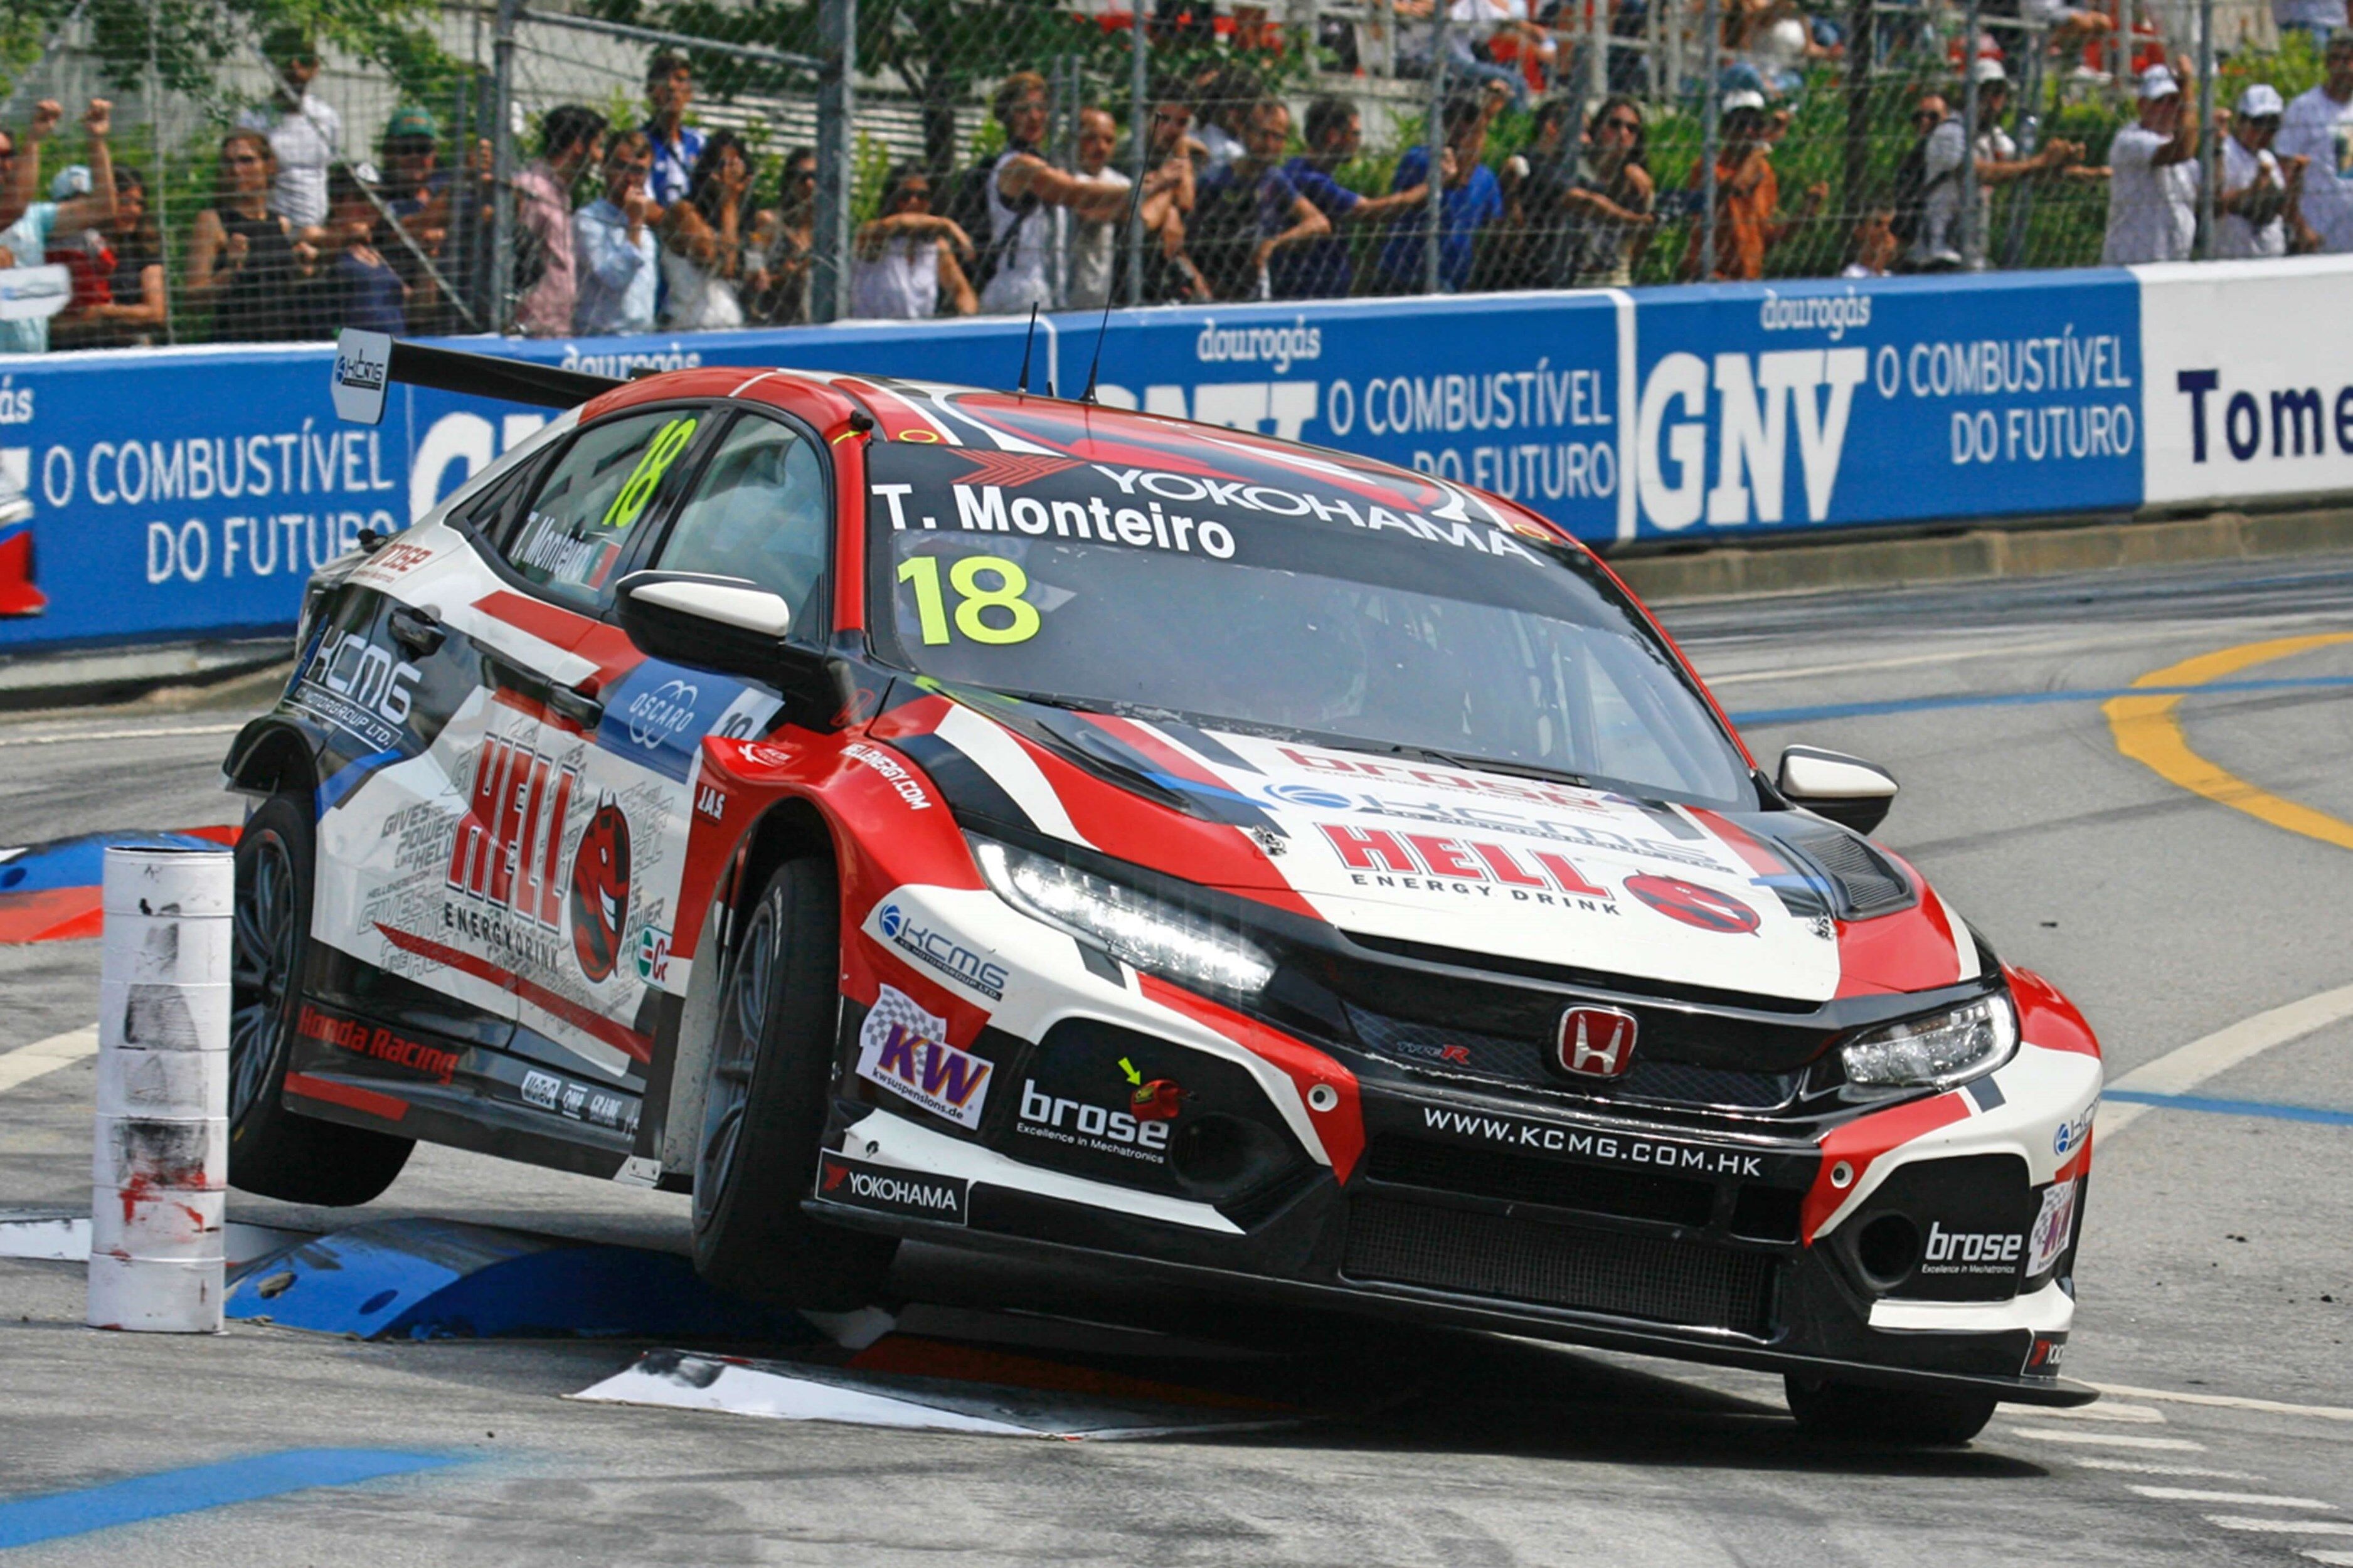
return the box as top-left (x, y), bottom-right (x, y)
top-left (2100, 58), bottom-right (2201, 265)
top-left (1681, 88), bottom-right (1825, 281)
top-left (2216, 83), bottom-right (2307, 258)
top-left (2277, 30), bottom-right (2353, 253)
top-left (1911, 59), bottom-right (2083, 270)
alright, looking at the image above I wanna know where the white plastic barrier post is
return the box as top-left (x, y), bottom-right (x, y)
top-left (87, 845), bottom-right (233, 1332)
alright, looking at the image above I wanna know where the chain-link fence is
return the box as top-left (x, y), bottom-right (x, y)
top-left (0, 0), bottom-right (2344, 354)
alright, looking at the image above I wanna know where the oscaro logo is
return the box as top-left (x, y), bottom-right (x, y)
top-left (625, 678), bottom-right (701, 749)
top-left (878, 902), bottom-right (1007, 1000)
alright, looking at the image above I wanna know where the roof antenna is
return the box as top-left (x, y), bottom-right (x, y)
top-left (1080, 174), bottom-right (1149, 405)
top-left (1016, 304), bottom-right (1039, 396)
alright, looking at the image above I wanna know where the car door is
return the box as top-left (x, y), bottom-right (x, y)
top-left (420, 403), bottom-right (721, 1106)
top-left (552, 408), bottom-right (832, 1047)
top-left (299, 432), bottom-right (564, 1061)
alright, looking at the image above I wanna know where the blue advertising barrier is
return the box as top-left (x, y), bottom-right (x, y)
top-left (0, 267), bottom-right (2157, 653)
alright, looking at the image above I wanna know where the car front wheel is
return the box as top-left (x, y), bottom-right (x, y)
top-left (691, 854), bottom-right (897, 1310)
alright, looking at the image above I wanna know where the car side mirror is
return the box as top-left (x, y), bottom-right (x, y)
top-left (1777, 744), bottom-right (1898, 835)
top-left (615, 570), bottom-right (794, 681)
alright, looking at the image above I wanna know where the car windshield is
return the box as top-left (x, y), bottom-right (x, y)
top-left (863, 438), bottom-right (1755, 809)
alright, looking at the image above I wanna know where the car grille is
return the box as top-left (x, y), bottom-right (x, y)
top-left (1343, 1002), bottom-right (1802, 1111)
top-left (1364, 1134), bottom-right (1714, 1227)
top-left (1342, 1196), bottom-right (1777, 1336)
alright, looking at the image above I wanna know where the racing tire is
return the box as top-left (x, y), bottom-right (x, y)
top-left (227, 791), bottom-right (414, 1205)
top-left (691, 856), bottom-right (898, 1310)
top-left (1783, 1374), bottom-right (1999, 1447)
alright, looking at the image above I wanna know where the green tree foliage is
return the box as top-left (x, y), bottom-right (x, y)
top-left (3, 0), bottom-right (460, 112)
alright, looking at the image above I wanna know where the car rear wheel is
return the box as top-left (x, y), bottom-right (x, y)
top-left (228, 790), bottom-right (414, 1205)
top-left (691, 855), bottom-right (897, 1310)
top-left (1784, 1374), bottom-right (1999, 1446)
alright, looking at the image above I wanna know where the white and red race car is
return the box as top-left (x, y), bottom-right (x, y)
top-left (225, 341), bottom-right (2100, 1442)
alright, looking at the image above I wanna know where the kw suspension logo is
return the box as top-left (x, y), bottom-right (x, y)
top-left (446, 731), bottom-right (578, 932)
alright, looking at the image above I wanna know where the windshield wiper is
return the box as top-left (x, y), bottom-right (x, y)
top-left (1366, 741), bottom-right (1595, 791)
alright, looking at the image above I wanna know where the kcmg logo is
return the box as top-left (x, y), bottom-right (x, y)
top-left (1558, 1006), bottom-right (1639, 1078)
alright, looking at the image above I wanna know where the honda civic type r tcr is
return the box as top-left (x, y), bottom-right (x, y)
top-left (222, 350), bottom-right (2101, 1444)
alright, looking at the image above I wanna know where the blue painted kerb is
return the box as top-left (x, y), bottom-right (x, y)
top-left (0, 1448), bottom-right (459, 1550)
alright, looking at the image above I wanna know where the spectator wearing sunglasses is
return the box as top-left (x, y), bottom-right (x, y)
top-left (238, 27), bottom-right (343, 229)
top-left (850, 164), bottom-right (977, 319)
top-left (2217, 84), bottom-right (2307, 258)
top-left (186, 128), bottom-right (307, 342)
top-left (574, 130), bottom-right (662, 334)
top-left (748, 149), bottom-right (817, 324)
top-left (1504, 95), bottom-right (1655, 289)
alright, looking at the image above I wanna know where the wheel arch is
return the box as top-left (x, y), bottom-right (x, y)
top-left (222, 714), bottom-right (323, 802)
top-left (657, 790), bottom-right (848, 1181)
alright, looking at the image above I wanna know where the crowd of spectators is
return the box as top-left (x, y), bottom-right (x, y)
top-left (4, 12), bottom-right (2353, 351)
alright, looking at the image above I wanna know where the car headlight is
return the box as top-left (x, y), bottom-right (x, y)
top-left (969, 835), bottom-right (1275, 997)
top-left (1840, 993), bottom-right (2017, 1089)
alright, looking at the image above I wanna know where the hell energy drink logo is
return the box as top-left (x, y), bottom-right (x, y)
top-left (446, 733), bottom-right (578, 932)
top-left (568, 795), bottom-right (632, 982)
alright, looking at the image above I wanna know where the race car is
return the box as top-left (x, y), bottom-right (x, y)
top-left (223, 338), bottom-right (2101, 1443)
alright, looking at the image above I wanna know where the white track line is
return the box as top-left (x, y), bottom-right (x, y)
top-left (0, 1029), bottom-right (98, 1093)
top-left (2027, 1402), bottom-right (2166, 1424)
top-left (2300, 1552), bottom-right (2353, 1565)
top-left (2132, 1488), bottom-right (2337, 1508)
top-left (2206, 1518), bottom-right (2353, 1536)
top-left (2099, 981), bottom-right (2353, 1140)
top-left (2086, 1382), bottom-right (2353, 1424)
top-left (2076, 1460), bottom-right (2264, 1479)
top-left (0, 723), bottom-right (245, 748)
top-left (2006, 1428), bottom-right (2205, 1450)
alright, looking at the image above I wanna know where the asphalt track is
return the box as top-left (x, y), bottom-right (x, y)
top-left (2, 555), bottom-right (2350, 1565)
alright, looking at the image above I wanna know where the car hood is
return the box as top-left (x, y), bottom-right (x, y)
top-left (876, 697), bottom-right (1980, 1008)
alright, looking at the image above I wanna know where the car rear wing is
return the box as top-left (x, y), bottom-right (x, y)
top-left (330, 329), bottom-right (625, 426)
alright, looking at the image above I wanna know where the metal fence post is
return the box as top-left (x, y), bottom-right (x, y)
top-left (1961, 0), bottom-right (1982, 267)
top-left (146, 0), bottom-right (176, 346)
top-left (810, 0), bottom-right (856, 323)
top-left (1424, 5), bottom-right (1447, 295)
top-left (2002, 33), bottom-right (2046, 268)
top-left (2194, 0), bottom-right (2215, 258)
top-left (1127, 6), bottom-right (1146, 307)
top-left (1700, 0), bottom-right (1719, 282)
top-left (488, 0), bottom-right (521, 334)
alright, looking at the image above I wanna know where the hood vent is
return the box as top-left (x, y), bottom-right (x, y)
top-left (1759, 817), bottom-right (1915, 919)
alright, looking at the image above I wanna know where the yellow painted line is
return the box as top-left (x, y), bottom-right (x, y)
top-left (2103, 634), bottom-right (2353, 852)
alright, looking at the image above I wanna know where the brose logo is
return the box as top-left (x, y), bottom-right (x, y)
top-left (1920, 1220), bottom-right (2025, 1275)
top-left (1019, 1080), bottom-right (1171, 1163)
top-left (876, 901), bottom-right (1007, 1000)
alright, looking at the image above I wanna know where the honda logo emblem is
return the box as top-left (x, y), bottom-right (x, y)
top-left (1558, 1006), bottom-right (1638, 1078)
